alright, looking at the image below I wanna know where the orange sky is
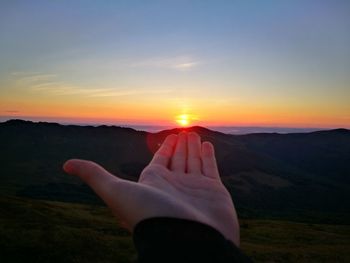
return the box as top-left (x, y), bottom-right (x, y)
top-left (1, 91), bottom-right (349, 128)
top-left (1, 2), bottom-right (349, 128)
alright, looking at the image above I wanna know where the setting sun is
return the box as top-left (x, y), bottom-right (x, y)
top-left (176, 114), bottom-right (190, 127)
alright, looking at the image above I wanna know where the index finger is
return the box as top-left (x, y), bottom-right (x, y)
top-left (149, 134), bottom-right (177, 167)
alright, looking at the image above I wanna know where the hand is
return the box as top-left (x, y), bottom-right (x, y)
top-left (63, 131), bottom-right (240, 246)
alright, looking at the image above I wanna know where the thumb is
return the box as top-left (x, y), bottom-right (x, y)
top-left (63, 159), bottom-right (120, 204)
top-left (63, 159), bottom-right (144, 230)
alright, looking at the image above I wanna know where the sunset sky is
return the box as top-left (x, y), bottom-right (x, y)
top-left (0, 1), bottom-right (349, 128)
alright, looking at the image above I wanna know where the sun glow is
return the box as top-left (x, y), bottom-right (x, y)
top-left (176, 114), bottom-right (192, 127)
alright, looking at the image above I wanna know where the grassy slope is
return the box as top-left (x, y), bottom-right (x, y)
top-left (1, 196), bottom-right (349, 263)
top-left (0, 196), bottom-right (136, 263)
top-left (241, 220), bottom-right (350, 262)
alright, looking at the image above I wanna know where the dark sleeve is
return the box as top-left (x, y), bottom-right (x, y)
top-left (133, 217), bottom-right (253, 263)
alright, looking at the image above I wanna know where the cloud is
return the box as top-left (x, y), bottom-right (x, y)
top-left (130, 56), bottom-right (198, 71)
top-left (86, 88), bottom-right (172, 97)
top-left (15, 72), bottom-right (173, 98)
top-left (11, 71), bottom-right (41, 76)
top-left (29, 82), bottom-right (172, 98)
top-left (30, 81), bottom-right (65, 89)
top-left (15, 73), bottom-right (57, 85)
top-left (173, 62), bottom-right (197, 70)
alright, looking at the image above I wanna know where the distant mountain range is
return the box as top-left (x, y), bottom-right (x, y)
top-left (1, 119), bottom-right (350, 223)
top-left (0, 116), bottom-right (328, 134)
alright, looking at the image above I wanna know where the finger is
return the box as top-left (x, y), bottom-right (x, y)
top-left (187, 132), bottom-right (202, 174)
top-left (201, 142), bottom-right (220, 179)
top-left (63, 159), bottom-right (120, 202)
top-left (170, 131), bottom-right (187, 172)
top-left (149, 134), bottom-right (177, 167)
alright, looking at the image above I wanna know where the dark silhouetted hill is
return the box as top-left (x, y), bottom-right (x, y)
top-left (1, 119), bottom-right (350, 222)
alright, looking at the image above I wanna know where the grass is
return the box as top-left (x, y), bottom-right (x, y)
top-left (240, 219), bottom-right (350, 262)
top-left (1, 195), bottom-right (349, 262)
top-left (0, 196), bottom-right (136, 263)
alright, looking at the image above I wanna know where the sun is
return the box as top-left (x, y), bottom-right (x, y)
top-left (176, 114), bottom-right (191, 127)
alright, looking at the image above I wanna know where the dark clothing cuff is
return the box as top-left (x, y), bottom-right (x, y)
top-left (133, 217), bottom-right (253, 263)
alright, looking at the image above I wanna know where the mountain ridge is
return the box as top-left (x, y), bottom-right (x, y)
top-left (1, 119), bottom-right (350, 222)
top-left (3, 118), bottom-right (349, 135)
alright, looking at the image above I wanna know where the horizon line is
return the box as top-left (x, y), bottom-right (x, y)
top-left (2, 117), bottom-right (348, 135)
top-left (1, 115), bottom-right (347, 129)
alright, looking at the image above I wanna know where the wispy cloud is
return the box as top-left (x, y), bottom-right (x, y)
top-left (15, 73), bottom-right (57, 84)
top-left (86, 88), bottom-right (172, 97)
top-left (13, 72), bottom-right (173, 98)
top-left (18, 73), bottom-right (172, 97)
top-left (11, 71), bottom-right (41, 76)
top-left (31, 82), bottom-right (64, 89)
top-left (130, 56), bottom-right (198, 71)
top-left (32, 85), bottom-right (172, 97)
top-left (173, 62), bottom-right (197, 70)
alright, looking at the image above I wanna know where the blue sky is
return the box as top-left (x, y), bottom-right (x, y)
top-left (0, 0), bottom-right (349, 127)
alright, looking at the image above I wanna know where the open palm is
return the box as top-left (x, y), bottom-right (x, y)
top-left (63, 132), bottom-right (239, 246)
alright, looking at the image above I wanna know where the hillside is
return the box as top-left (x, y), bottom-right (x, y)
top-left (1, 119), bottom-right (350, 222)
top-left (1, 196), bottom-right (349, 263)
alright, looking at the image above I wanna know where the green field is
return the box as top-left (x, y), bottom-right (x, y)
top-left (1, 195), bottom-right (349, 263)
